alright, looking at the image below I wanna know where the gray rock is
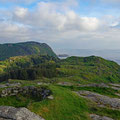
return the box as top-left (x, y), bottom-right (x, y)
top-left (115, 93), bottom-right (120, 97)
top-left (37, 83), bottom-right (50, 85)
top-left (0, 106), bottom-right (44, 120)
top-left (109, 84), bottom-right (120, 87)
top-left (0, 86), bottom-right (51, 101)
top-left (111, 87), bottom-right (120, 90)
top-left (0, 83), bottom-right (21, 89)
top-left (57, 82), bottom-right (72, 86)
top-left (78, 83), bottom-right (109, 88)
top-left (90, 114), bottom-right (114, 120)
top-left (47, 95), bottom-right (54, 100)
top-left (76, 91), bottom-right (120, 109)
top-left (0, 85), bottom-right (7, 89)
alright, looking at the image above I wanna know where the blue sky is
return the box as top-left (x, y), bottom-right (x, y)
top-left (0, 0), bottom-right (119, 16)
top-left (0, 0), bottom-right (120, 49)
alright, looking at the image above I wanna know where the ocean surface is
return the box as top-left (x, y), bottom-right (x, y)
top-left (55, 49), bottom-right (120, 64)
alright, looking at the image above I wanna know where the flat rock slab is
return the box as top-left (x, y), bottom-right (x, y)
top-left (47, 95), bottom-right (54, 100)
top-left (76, 91), bottom-right (120, 109)
top-left (0, 83), bottom-right (21, 89)
top-left (57, 82), bottom-right (72, 86)
top-left (0, 106), bottom-right (45, 120)
top-left (90, 114), bottom-right (114, 120)
top-left (37, 83), bottom-right (50, 85)
top-left (111, 87), bottom-right (120, 91)
top-left (109, 84), bottom-right (120, 87)
top-left (78, 83), bottom-right (109, 88)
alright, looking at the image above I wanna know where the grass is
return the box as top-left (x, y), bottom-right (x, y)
top-left (58, 56), bottom-right (120, 84)
top-left (28, 85), bottom-right (90, 120)
top-left (60, 85), bottom-right (120, 98)
top-left (0, 80), bottom-right (120, 120)
top-left (89, 106), bottom-right (120, 120)
top-left (9, 79), bottom-right (38, 87)
top-left (0, 53), bottom-right (120, 119)
top-left (0, 95), bottom-right (32, 107)
top-left (0, 84), bottom-right (91, 120)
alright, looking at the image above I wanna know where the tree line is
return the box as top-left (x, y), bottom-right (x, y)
top-left (0, 63), bottom-right (60, 82)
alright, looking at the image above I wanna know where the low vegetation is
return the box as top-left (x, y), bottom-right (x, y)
top-left (58, 56), bottom-right (120, 83)
top-left (60, 85), bottom-right (120, 98)
top-left (0, 41), bottom-right (57, 61)
top-left (0, 51), bottom-right (120, 119)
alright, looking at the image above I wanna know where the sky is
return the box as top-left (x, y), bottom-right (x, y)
top-left (0, 0), bottom-right (120, 49)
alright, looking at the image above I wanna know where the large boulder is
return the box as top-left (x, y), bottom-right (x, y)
top-left (0, 106), bottom-right (45, 120)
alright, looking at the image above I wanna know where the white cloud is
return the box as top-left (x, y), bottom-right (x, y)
top-left (0, 0), bottom-right (120, 49)
top-left (14, 7), bottom-right (28, 18)
top-left (80, 17), bottom-right (100, 31)
top-left (12, 1), bottom-right (100, 32)
top-left (0, 0), bottom-right (37, 4)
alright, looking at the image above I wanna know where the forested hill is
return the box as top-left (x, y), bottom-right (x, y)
top-left (0, 41), bottom-right (57, 60)
top-left (0, 55), bottom-right (59, 81)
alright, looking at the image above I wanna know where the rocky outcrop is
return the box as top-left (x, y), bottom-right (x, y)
top-left (90, 114), bottom-right (114, 120)
top-left (0, 83), bottom-right (21, 89)
top-left (78, 83), bottom-right (109, 88)
top-left (109, 84), bottom-right (120, 87)
top-left (57, 82), bottom-right (72, 86)
top-left (76, 91), bottom-right (120, 109)
top-left (37, 82), bottom-right (50, 85)
top-left (0, 106), bottom-right (44, 120)
top-left (111, 87), bottom-right (120, 91)
top-left (0, 86), bottom-right (51, 101)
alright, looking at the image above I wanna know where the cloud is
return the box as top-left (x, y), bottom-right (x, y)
top-left (0, 0), bottom-right (120, 49)
top-left (0, 0), bottom-right (37, 4)
top-left (12, 1), bottom-right (100, 32)
top-left (14, 7), bottom-right (28, 18)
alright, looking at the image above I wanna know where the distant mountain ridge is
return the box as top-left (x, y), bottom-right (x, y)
top-left (0, 41), bottom-right (57, 60)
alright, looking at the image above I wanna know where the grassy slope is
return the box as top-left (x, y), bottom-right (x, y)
top-left (0, 84), bottom-right (90, 120)
top-left (59, 85), bottom-right (120, 98)
top-left (28, 85), bottom-right (90, 120)
top-left (0, 41), bottom-right (57, 61)
top-left (58, 56), bottom-right (120, 83)
top-left (1, 54), bottom-right (120, 83)
top-left (0, 55), bottom-right (58, 74)
top-left (0, 46), bottom-right (120, 120)
top-left (0, 78), bottom-right (120, 120)
top-left (32, 85), bottom-right (120, 120)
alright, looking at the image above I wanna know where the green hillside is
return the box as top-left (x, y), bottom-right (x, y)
top-left (0, 41), bottom-right (57, 61)
top-left (57, 56), bottom-right (120, 83)
top-left (0, 55), bottom-right (59, 82)
top-left (0, 54), bottom-right (120, 83)
top-left (0, 55), bottom-right (120, 120)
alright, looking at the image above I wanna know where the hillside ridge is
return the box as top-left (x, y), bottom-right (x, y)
top-left (0, 41), bottom-right (57, 61)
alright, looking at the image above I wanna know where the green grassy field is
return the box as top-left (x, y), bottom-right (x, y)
top-left (28, 85), bottom-right (90, 120)
top-left (0, 82), bottom-right (120, 120)
top-left (0, 55), bottom-right (120, 120)
top-left (60, 85), bottom-right (120, 98)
